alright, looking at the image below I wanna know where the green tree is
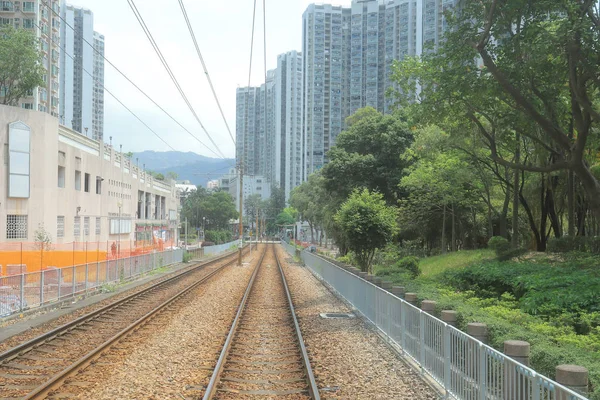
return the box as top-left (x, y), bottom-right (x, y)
top-left (181, 189), bottom-right (238, 231)
top-left (166, 171), bottom-right (178, 181)
top-left (322, 107), bottom-right (413, 206)
top-left (276, 209), bottom-right (296, 227)
top-left (265, 185), bottom-right (285, 234)
top-left (392, 0), bottom-right (600, 221)
top-left (0, 26), bottom-right (44, 106)
top-left (335, 189), bottom-right (398, 273)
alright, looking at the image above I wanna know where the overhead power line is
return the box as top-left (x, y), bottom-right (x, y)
top-left (28, 19), bottom-right (177, 151)
top-left (126, 0), bottom-right (226, 158)
top-left (36, 0), bottom-right (222, 158)
top-left (177, 0), bottom-right (236, 146)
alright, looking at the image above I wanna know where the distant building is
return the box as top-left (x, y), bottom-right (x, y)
top-left (175, 180), bottom-right (197, 206)
top-left (275, 51), bottom-right (304, 201)
top-left (59, 3), bottom-right (105, 140)
top-left (217, 169), bottom-right (270, 212)
top-left (207, 180), bottom-right (220, 191)
top-left (302, 0), bottom-right (459, 176)
top-left (0, 0), bottom-right (62, 116)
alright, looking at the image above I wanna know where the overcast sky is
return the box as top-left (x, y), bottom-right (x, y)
top-left (67, 0), bottom-right (350, 159)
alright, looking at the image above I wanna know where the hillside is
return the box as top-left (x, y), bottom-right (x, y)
top-left (133, 151), bottom-right (235, 187)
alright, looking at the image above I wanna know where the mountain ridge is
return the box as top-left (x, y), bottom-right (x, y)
top-left (133, 151), bottom-right (235, 187)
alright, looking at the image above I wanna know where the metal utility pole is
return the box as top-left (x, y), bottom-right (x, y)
top-left (185, 217), bottom-right (188, 251)
top-left (238, 163), bottom-right (244, 266)
top-left (256, 209), bottom-right (259, 244)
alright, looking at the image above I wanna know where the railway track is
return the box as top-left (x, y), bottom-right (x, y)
top-left (202, 244), bottom-right (320, 399)
top-left (0, 246), bottom-right (252, 399)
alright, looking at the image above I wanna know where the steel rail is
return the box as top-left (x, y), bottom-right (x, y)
top-left (22, 245), bottom-right (254, 399)
top-left (202, 245), bottom-right (268, 399)
top-left (202, 245), bottom-right (320, 399)
top-left (0, 246), bottom-right (249, 365)
top-left (274, 245), bottom-right (320, 400)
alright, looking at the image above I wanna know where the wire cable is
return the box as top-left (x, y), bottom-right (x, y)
top-left (126, 0), bottom-right (226, 158)
top-left (35, 0), bottom-right (223, 158)
top-left (29, 18), bottom-right (177, 151)
top-left (177, 0), bottom-right (236, 146)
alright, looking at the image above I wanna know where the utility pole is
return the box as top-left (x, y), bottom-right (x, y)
top-left (256, 209), bottom-right (259, 245)
top-left (185, 217), bottom-right (188, 251)
top-left (238, 163), bottom-right (244, 266)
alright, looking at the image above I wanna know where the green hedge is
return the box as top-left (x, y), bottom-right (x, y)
top-left (547, 236), bottom-right (600, 254)
top-left (205, 230), bottom-right (233, 245)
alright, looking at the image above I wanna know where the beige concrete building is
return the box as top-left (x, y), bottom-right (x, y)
top-left (0, 105), bottom-right (180, 249)
top-left (0, 0), bottom-right (62, 116)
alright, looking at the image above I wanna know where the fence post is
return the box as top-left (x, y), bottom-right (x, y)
top-left (40, 270), bottom-right (44, 306)
top-left (58, 268), bottom-right (62, 300)
top-left (479, 344), bottom-right (487, 399)
top-left (85, 263), bottom-right (89, 294)
top-left (419, 311), bottom-right (425, 373)
top-left (96, 260), bottom-right (100, 289)
top-left (444, 324), bottom-right (451, 398)
top-left (20, 273), bottom-right (25, 312)
top-left (72, 266), bottom-right (76, 298)
top-left (400, 301), bottom-right (407, 354)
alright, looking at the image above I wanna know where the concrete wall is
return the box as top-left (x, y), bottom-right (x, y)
top-left (0, 106), bottom-right (180, 251)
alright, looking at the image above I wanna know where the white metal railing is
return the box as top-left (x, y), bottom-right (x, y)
top-left (203, 240), bottom-right (239, 256)
top-left (281, 242), bottom-right (588, 400)
top-left (0, 249), bottom-right (184, 318)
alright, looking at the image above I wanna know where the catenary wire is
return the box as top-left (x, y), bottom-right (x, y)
top-left (176, 0), bottom-right (236, 146)
top-left (35, 0), bottom-right (223, 159)
top-left (126, 0), bottom-right (226, 158)
top-left (29, 18), bottom-right (177, 151)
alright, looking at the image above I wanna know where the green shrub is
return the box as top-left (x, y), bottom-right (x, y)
top-left (395, 256), bottom-right (421, 278)
top-left (496, 247), bottom-right (527, 261)
top-left (182, 251), bottom-right (193, 263)
top-left (547, 236), bottom-right (587, 253)
top-left (205, 230), bottom-right (233, 244)
top-left (488, 236), bottom-right (510, 255)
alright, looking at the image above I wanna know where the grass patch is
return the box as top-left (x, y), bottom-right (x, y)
top-left (418, 249), bottom-right (494, 277)
top-left (369, 249), bottom-right (600, 398)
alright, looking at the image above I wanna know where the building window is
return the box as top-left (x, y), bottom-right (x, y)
top-left (95, 217), bottom-right (101, 235)
top-left (58, 166), bottom-right (65, 188)
top-left (57, 216), bottom-right (64, 238)
top-left (8, 122), bottom-right (31, 198)
top-left (7, 215), bottom-right (28, 239)
top-left (96, 176), bottom-right (102, 194)
top-left (84, 173), bottom-right (90, 192)
top-left (75, 170), bottom-right (81, 190)
top-left (84, 217), bottom-right (90, 236)
top-left (74, 216), bottom-right (81, 237)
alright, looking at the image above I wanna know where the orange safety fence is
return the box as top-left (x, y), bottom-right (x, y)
top-left (0, 238), bottom-right (175, 276)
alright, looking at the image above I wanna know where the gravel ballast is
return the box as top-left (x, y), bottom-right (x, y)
top-left (277, 246), bottom-right (439, 400)
top-left (65, 247), bottom-right (265, 399)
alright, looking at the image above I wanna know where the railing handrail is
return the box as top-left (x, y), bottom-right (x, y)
top-left (284, 242), bottom-right (588, 400)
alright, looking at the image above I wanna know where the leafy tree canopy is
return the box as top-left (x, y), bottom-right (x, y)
top-left (0, 26), bottom-right (44, 106)
top-left (335, 189), bottom-right (398, 273)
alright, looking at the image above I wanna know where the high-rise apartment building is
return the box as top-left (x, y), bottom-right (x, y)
top-left (275, 51), bottom-right (304, 201)
top-left (92, 31), bottom-right (104, 141)
top-left (302, 0), bottom-right (458, 177)
top-left (236, 71), bottom-right (277, 185)
top-left (59, 3), bottom-right (104, 140)
top-left (302, 4), bottom-right (351, 177)
top-left (0, 0), bottom-right (61, 116)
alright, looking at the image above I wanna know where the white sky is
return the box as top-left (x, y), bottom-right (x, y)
top-left (67, 0), bottom-right (352, 158)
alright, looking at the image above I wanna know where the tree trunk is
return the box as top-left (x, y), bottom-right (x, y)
top-left (500, 167), bottom-right (511, 238)
top-left (547, 175), bottom-right (562, 238)
top-left (568, 170), bottom-right (576, 236)
top-left (540, 175), bottom-right (549, 252)
top-left (309, 223), bottom-right (314, 244)
top-left (573, 161), bottom-right (600, 222)
top-left (451, 202), bottom-right (457, 252)
top-left (442, 205), bottom-right (447, 254)
top-left (511, 136), bottom-right (520, 249)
